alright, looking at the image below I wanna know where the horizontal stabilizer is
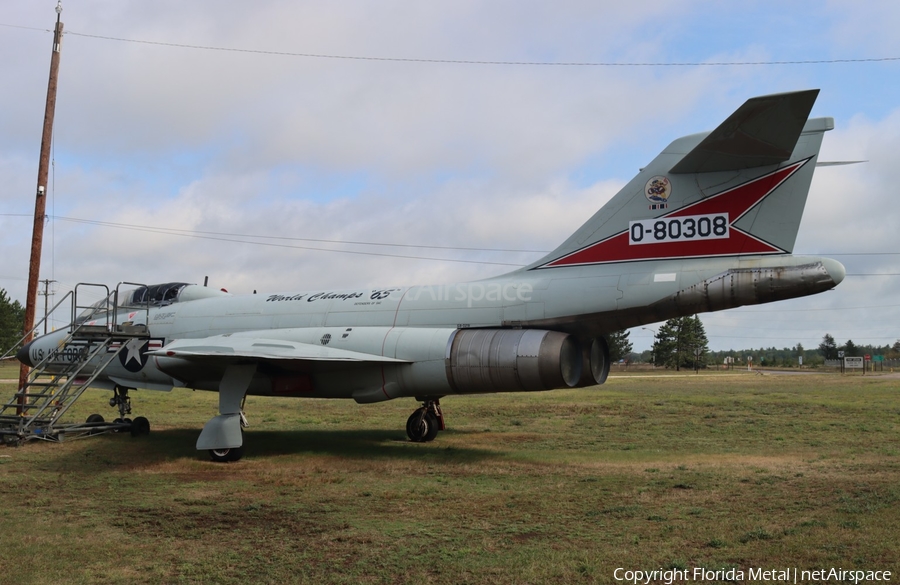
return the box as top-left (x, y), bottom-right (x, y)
top-left (816, 160), bottom-right (866, 167)
top-left (670, 89), bottom-right (819, 174)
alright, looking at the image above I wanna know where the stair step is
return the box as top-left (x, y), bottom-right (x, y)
top-left (1, 324), bottom-right (134, 435)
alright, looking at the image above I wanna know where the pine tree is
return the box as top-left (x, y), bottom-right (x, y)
top-left (652, 320), bottom-right (679, 369)
top-left (684, 315), bottom-right (710, 370)
top-left (794, 343), bottom-right (805, 366)
top-left (818, 334), bottom-right (838, 360)
top-left (607, 330), bottom-right (633, 362)
top-left (652, 315), bottom-right (709, 371)
top-left (0, 289), bottom-right (25, 354)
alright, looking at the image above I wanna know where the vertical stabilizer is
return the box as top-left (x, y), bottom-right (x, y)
top-left (529, 90), bottom-right (831, 270)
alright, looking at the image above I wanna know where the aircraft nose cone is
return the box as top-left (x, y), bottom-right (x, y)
top-left (822, 257), bottom-right (846, 286)
top-left (16, 340), bottom-right (34, 367)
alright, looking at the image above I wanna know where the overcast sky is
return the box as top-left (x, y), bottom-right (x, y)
top-left (2, 1), bottom-right (899, 352)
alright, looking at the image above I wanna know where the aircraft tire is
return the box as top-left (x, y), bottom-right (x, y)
top-left (86, 414), bottom-right (104, 424)
top-left (406, 409), bottom-right (440, 443)
top-left (130, 416), bottom-right (150, 437)
top-left (423, 412), bottom-right (440, 442)
top-left (208, 446), bottom-right (243, 463)
top-left (406, 408), bottom-right (426, 442)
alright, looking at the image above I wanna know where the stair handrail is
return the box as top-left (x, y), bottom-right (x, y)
top-left (0, 289), bottom-right (75, 362)
top-left (113, 281), bottom-right (151, 331)
top-left (71, 283), bottom-right (112, 332)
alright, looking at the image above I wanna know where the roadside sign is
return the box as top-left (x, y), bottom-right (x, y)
top-left (838, 351), bottom-right (845, 358)
top-left (874, 355), bottom-right (884, 362)
top-left (844, 357), bottom-right (864, 369)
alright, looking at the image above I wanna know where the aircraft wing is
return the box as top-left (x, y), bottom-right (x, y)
top-left (147, 335), bottom-right (409, 363)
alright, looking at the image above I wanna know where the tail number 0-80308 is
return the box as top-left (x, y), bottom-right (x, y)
top-left (629, 213), bottom-right (729, 245)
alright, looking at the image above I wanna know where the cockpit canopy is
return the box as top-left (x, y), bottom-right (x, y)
top-left (125, 282), bottom-right (189, 306)
top-left (76, 282), bottom-right (230, 322)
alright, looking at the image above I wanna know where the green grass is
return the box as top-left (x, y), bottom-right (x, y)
top-left (1, 370), bottom-right (898, 584)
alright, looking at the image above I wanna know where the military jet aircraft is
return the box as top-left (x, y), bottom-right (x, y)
top-left (17, 89), bottom-right (845, 461)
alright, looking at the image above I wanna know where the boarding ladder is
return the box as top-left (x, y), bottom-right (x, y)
top-left (0, 283), bottom-right (151, 444)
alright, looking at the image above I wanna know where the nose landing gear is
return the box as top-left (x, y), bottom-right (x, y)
top-left (108, 385), bottom-right (151, 436)
top-left (406, 399), bottom-right (445, 443)
top-left (109, 385), bottom-right (132, 418)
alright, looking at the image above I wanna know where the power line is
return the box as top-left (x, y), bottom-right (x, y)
top-left (705, 334), bottom-right (899, 341)
top-left (64, 30), bottom-right (900, 67)
top-left (51, 216), bottom-right (546, 253)
top-left (718, 302), bottom-right (900, 313)
top-left (4, 24), bottom-right (897, 68)
top-left (0, 23), bottom-right (46, 32)
top-left (0, 213), bottom-right (543, 253)
top-left (8, 212), bottom-right (900, 270)
top-left (7, 213), bottom-right (900, 260)
top-left (36, 223), bottom-right (900, 273)
top-left (52, 216), bottom-right (527, 267)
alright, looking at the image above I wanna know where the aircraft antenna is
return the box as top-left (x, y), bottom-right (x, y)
top-left (19, 2), bottom-right (64, 403)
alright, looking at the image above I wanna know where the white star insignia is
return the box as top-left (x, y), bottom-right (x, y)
top-left (123, 339), bottom-right (146, 367)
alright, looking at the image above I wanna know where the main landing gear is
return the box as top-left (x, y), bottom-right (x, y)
top-left (206, 411), bottom-right (248, 463)
top-left (209, 444), bottom-right (244, 463)
top-left (406, 399), bottom-right (445, 443)
top-left (198, 364), bottom-right (255, 463)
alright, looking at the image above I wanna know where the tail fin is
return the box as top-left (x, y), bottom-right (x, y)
top-left (530, 90), bottom-right (832, 270)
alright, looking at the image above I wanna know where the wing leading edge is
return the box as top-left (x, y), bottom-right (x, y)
top-left (149, 335), bottom-right (409, 364)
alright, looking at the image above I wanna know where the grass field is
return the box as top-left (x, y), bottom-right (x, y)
top-left (0, 365), bottom-right (898, 584)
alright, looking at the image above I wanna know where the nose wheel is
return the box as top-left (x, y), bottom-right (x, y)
top-left (406, 399), bottom-right (444, 443)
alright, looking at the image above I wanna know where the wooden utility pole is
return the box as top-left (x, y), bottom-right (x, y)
top-left (39, 279), bottom-right (58, 334)
top-left (18, 3), bottom-right (64, 405)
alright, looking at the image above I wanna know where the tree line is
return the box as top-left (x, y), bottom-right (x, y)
top-left (615, 316), bottom-right (900, 369)
top-left (698, 333), bottom-right (899, 368)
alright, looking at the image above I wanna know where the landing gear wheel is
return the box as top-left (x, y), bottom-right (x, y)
top-left (86, 414), bottom-right (104, 424)
top-left (406, 408), bottom-right (439, 442)
top-left (130, 416), bottom-right (150, 437)
top-left (208, 446), bottom-right (243, 463)
top-left (423, 412), bottom-right (439, 442)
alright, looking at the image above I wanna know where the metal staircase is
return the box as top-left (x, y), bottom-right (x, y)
top-left (0, 283), bottom-right (151, 444)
